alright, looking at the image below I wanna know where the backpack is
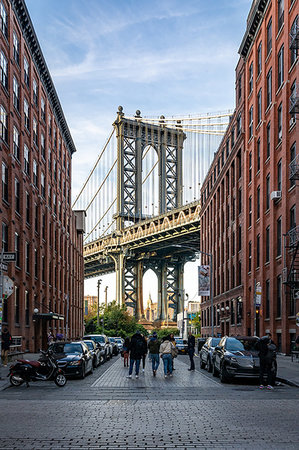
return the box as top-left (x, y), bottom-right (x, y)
top-left (134, 338), bottom-right (145, 356)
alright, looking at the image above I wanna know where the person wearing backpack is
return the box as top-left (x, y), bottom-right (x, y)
top-left (257, 332), bottom-right (277, 390)
top-left (148, 332), bottom-right (160, 376)
top-left (126, 330), bottom-right (144, 379)
top-left (159, 335), bottom-right (175, 378)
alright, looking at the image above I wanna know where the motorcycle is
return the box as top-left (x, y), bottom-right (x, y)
top-left (8, 349), bottom-right (67, 387)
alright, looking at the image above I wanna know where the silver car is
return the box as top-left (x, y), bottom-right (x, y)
top-left (200, 337), bottom-right (221, 372)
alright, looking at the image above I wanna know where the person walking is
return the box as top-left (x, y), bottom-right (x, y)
top-left (257, 332), bottom-right (277, 390)
top-left (148, 332), bottom-right (160, 376)
top-left (141, 335), bottom-right (147, 373)
top-left (187, 330), bottom-right (195, 371)
top-left (123, 337), bottom-right (130, 368)
top-left (160, 335), bottom-right (175, 378)
top-left (126, 330), bottom-right (144, 379)
top-left (1, 327), bottom-right (12, 367)
top-left (169, 333), bottom-right (177, 371)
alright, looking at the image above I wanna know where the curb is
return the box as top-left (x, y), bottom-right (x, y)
top-left (277, 376), bottom-right (299, 388)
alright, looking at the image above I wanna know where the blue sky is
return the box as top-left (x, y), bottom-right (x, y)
top-left (25, 0), bottom-right (252, 302)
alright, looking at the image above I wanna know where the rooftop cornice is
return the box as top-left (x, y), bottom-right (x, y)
top-left (11, 0), bottom-right (77, 155)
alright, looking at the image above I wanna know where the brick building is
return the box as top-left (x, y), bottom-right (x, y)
top-left (200, 0), bottom-right (298, 353)
top-left (0, 0), bottom-right (85, 352)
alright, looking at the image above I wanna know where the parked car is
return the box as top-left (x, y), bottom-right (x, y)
top-left (83, 340), bottom-right (102, 367)
top-left (114, 337), bottom-right (124, 352)
top-left (197, 337), bottom-right (206, 353)
top-left (212, 336), bottom-right (273, 383)
top-left (174, 337), bottom-right (188, 354)
top-left (83, 334), bottom-right (113, 361)
top-left (200, 337), bottom-right (221, 372)
top-left (47, 341), bottom-right (93, 379)
top-left (108, 337), bottom-right (119, 355)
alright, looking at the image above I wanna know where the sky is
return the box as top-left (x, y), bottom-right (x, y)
top-left (25, 0), bottom-right (252, 306)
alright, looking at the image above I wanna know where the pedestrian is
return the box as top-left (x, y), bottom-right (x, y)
top-left (169, 333), bottom-right (178, 370)
top-left (187, 330), bottom-right (195, 371)
top-left (257, 332), bottom-right (277, 390)
top-left (141, 334), bottom-right (147, 372)
top-left (1, 327), bottom-right (12, 367)
top-left (47, 330), bottom-right (54, 345)
top-left (159, 335), bottom-right (175, 378)
top-left (123, 337), bottom-right (130, 368)
top-left (126, 330), bottom-right (144, 379)
top-left (148, 332), bottom-right (160, 376)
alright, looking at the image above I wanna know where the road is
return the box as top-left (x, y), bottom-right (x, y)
top-left (0, 355), bottom-right (298, 449)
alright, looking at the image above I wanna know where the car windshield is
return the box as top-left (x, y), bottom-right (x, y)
top-left (175, 339), bottom-right (183, 344)
top-left (84, 342), bottom-right (94, 350)
top-left (109, 338), bottom-right (115, 342)
top-left (211, 338), bottom-right (221, 347)
top-left (225, 338), bottom-right (257, 352)
top-left (115, 338), bottom-right (122, 343)
top-left (89, 336), bottom-right (105, 344)
top-left (52, 343), bottom-right (82, 354)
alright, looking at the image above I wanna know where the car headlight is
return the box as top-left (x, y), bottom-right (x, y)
top-left (224, 355), bottom-right (237, 363)
top-left (69, 360), bottom-right (82, 366)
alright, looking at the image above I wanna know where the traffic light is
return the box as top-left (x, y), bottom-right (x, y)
top-left (256, 308), bottom-right (260, 315)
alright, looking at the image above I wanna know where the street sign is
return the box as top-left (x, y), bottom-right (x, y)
top-left (255, 283), bottom-right (262, 306)
top-left (3, 275), bottom-right (14, 298)
top-left (2, 252), bottom-right (16, 261)
top-left (0, 263), bottom-right (7, 271)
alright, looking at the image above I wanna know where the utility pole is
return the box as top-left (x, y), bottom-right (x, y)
top-left (104, 286), bottom-right (108, 308)
top-left (97, 279), bottom-right (102, 329)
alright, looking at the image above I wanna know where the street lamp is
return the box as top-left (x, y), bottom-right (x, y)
top-left (171, 244), bottom-right (214, 337)
top-left (97, 279), bottom-right (102, 329)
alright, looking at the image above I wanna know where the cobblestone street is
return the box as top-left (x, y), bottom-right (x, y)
top-left (0, 355), bottom-right (298, 449)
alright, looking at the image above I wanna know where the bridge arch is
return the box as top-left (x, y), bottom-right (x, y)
top-left (142, 145), bottom-right (159, 218)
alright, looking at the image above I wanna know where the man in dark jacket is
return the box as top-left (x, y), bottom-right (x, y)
top-left (126, 330), bottom-right (144, 379)
top-left (148, 332), bottom-right (160, 376)
top-left (257, 333), bottom-right (276, 390)
top-left (187, 331), bottom-right (196, 371)
top-left (1, 327), bottom-right (12, 367)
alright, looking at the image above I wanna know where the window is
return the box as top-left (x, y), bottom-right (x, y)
top-left (41, 133), bottom-right (45, 159)
top-left (290, 142), bottom-right (296, 187)
top-left (249, 105), bottom-right (253, 138)
top-left (278, 103), bottom-right (282, 141)
top-left (277, 159), bottom-right (282, 191)
top-left (13, 31), bottom-right (19, 64)
top-left (42, 255), bottom-right (45, 282)
top-left (34, 248), bottom-right (38, 278)
top-left (0, 104), bottom-right (7, 142)
top-left (15, 178), bottom-right (20, 214)
top-left (265, 280), bottom-right (270, 319)
top-left (13, 77), bottom-right (19, 111)
top-left (53, 160), bottom-right (57, 181)
top-left (249, 241), bottom-right (252, 272)
top-left (33, 118), bottom-right (38, 146)
top-left (257, 42), bottom-right (262, 75)
top-left (257, 138), bottom-right (260, 172)
top-left (24, 56), bottom-right (29, 87)
top-left (13, 126), bottom-right (20, 160)
top-left (41, 172), bottom-right (45, 198)
top-left (48, 114), bottom-right (52, 136)
top-left (2, 222), bottom-right (8, 251)
top-left (42, 214), bottom-right (46, 240)
top-left (53, 193), bottom-right (57, 215)
top-left (41, 98), bottom-right (45, 122)
top-left (231, 128), bottom-right (235, 149)
top-left (238, 188), bottom-right (242, 214)
top-left (15, 232), bottom-right (20, 267)
top-left (238, 225), bottom-right (242, 251)
top-left (0, 1), bottom-right (8, 37)
top-left (278, 0), bottom-right (284, 31)
top-left (290, 205), bottom-right (296, 230)
top-left (249, 62), bottom-right (253, 93)
top-left (24, 98), bottom-right (30, 130)
top-left (221, 149), bottom-right (224, 167)
top-left (249, 152), bottom-right (252, 182)
top-left (290, 17), bottom-right (298, 66)
top-left (53, 128), bottom-right (57, 148)
top-left (33, 159), bottom-right (38, 187)
top-left (35, 203), bottom-right (38, 233)
top-left (25, 291), bottom-right (30, 326)
top-left (277, 217), bottom-right (282, 257)
top-left (25, 191), bottom-right (30, 224)
top-left (48, 147), bottom-right (52, 172)
top-left (25, 242), bottom-right (30, 273)
top-left (238, 74), bottom-right (242, 99)
top-left (266, 226), bottom-right (270, 263)
top-left (257, 234), bottom-right (260, 268)
top-left (48, 184), bottom-right (52, 206)
top-left (237, 150), bottom-right (241, 179)
top-left (33, 79), bottom-right (38, 105)
top-left (266, 122), bottom-right (271, 158)
top-left (232, 231), bottom-right (235, 256)
top-left (267, 18), bottom-right (272, 56)
top-left (266, 174), bottom-right (270, 210)
top-left (15, 286), bottom-right (20, 324)
top-left (2, 161), bottom-right (8, 202)
top-left (266, 68), bottom-right (272, 107)
top-left (0, 51), bottom-right (8, 89)
top-left (257, 186), bottom-right (260, 220)
top-left (278, 46), bottom-right (284, 88)
top-left (276, 275), bottom-right (282, 318)
top-left (257, 89), bottom-right (262, 123)
top-left (237, 112), bottom-right (241, 136)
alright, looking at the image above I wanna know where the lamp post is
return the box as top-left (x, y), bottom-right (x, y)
top-left (171, 244), bottom-right (214, 337)
top-left (97, 279), bottom-right (102, 329)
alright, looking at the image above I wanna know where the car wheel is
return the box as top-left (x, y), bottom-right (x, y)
top-left (212, 362), bottom-right (218, 377)
top-left (200, 356), bottom-right (205, 369)
top-left (54, 373), bottom-right (67, 387)
top-left (206, 357), bottom-right (212, 373)
top-left (219, 364), bottom-right (229, 383)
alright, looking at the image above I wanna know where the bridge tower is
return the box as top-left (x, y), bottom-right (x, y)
top-left (112, 106), bottom-right (186, 321)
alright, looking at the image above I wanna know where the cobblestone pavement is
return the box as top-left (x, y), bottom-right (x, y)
top-left (0, 355), bottom-right (298, 449)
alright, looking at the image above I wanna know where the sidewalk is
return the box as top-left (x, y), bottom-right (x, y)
top-left (276, 354), bottom-right (299, 387)
top-left (0, 353), bottom-right (40, 390)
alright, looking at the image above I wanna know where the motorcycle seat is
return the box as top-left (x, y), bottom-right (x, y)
top-left (17, 359), bottom-right (41, 368)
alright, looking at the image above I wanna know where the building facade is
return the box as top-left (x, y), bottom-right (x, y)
top-left (0, 0), bottom-right (84, 352)
top-left (200, 0), bottom-right (298, 353)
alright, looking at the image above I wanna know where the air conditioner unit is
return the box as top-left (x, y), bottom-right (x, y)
top-left (270, 191), bottom-right (282, 201)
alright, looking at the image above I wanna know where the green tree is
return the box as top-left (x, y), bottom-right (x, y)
top-left (191, 312), bottom-right (201, 336)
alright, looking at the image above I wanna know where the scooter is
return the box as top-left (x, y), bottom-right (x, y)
top-left (8, 349), bottom-right (67, 387)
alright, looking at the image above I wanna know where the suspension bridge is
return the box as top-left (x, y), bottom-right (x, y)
top-left (74, 106), bottom-right (231, 322)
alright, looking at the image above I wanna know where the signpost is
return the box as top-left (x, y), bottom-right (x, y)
top-left (0, 251), bottom-right (16, 367)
